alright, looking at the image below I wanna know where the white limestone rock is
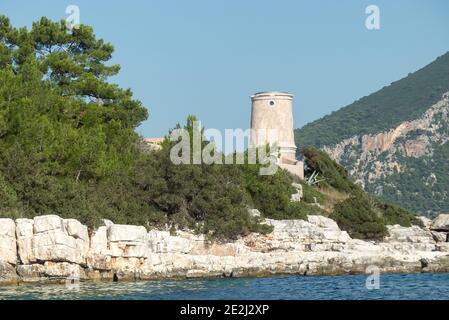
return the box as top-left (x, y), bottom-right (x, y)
top-left (147, 230), bottom-right (197, 254)
top-left (385, 225), bottom-right (435, 244)
top-left (108, 224), bottom-right (148, 258)
top-left (87, 254), bottom-right (112, 271)
top-left (64, 219), bottom-right (88, 241)
top-left (248, 209), bottom-right (261, 218)
top-left (102, 219), bottom-right (114, 228)
top-left (165, 235), bottom-right (194, 254)
top-left (436, 243), bottom-right (449, 252)
top-left (0, 218), bottom-right (16, 238)
top-left (243, 217), bottom-right (350, 253)
top-left (431, 214), bottom-right (449, 231)
top-left (16, 216), bottom-right (89, 265)
top-left (90, 226), bottom-right (109, 254)
top-left (147, 230), bottom-right (169, 253)
top-left (431, 231), bottom-right (447, 243)
top-left (110, 257), bottom-right (144, 272)
top-left (16, 264), bottom-right (45, 282)
top-left (108, 224), bottom-right (147, 243)
top-left (15, 218), bottom-right (34, 264)
top-left (143, 253), bottom-right (194, 276)
top-left (0, 261), bottom-right (18, 283)
top-left (33, 215), bottom-right (64, 233)
top-left (64, 219), bottom-right (89, 262)
top-left (270, 217), bottom-right (350, 243)
top-left (147, 230), bottom-right (170, 242)
top-left (189, 242), bottom-right (247, 256)
top-left (5, 213), bottom-right (449, 282)
top-left (307, 215), bottom-right (340, 231)
top-left (0, 218), bottom-right (17, 265)
top-left (31, 230), bottom-right (81, 263)
top-left (345, 239), bottom-right (383, 253)
top-left (43, 262), bottom-right (86, 279)
top-left (110, 242), bottom-right (148, 258)
top-left (17, 262), bottom-right (87, 283)
top-left (87, 226), bottom-right (111, 270)
top-left (31, 215), bottom-right (86, 263)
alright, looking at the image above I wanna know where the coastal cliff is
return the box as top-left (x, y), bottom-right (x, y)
top-left (1, 213), bottom-right (449, 285)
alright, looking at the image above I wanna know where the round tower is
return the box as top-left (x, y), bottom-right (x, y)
top-left (250, 91), bottom-right (297, 161)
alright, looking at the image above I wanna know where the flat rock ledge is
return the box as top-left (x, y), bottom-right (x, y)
top-left (1, 214), bottom-right (449, 285)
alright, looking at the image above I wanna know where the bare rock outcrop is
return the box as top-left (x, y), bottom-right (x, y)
top-left (417, 216), bottom-right (433, 229)
top-left (16, 215), bottom-right (89, 266)
top-left (385, 224), bottom-right (435, 244)
top-left (0, 262), bottom-right (18, 284)
top-left (431, 214), bottom-right (449, 231)
top-left (0, 218), bottom-right (17, 265)
top-left (108, 224), bottom-right (148, 258)
top-left (1, 213), bottom-right (449, 284)
top-left (242, 216), bottom-right (350, 253)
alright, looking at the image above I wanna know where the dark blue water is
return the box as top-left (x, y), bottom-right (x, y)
top-left (1, 273), bottom-right (449, 300)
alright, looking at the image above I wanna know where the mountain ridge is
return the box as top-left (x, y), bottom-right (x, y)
top-left (295, 51), bottom-right (449, 149)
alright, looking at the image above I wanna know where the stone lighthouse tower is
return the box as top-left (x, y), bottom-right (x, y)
top-left (250, 91), bottom-right (304, 179)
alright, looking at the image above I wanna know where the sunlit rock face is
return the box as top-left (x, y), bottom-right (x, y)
top-left (0, 261), bottom-right (18, 284)
top-left (431, 214), bottom-right (449, 231)
top-left (322, 93), bottom-right (449, 216)
top-left (15, 215), bottom-right (89, 266)
top-left (1, 213), bottom-right (449, 284)
top-left (0, 219), bottom-right (16, 265)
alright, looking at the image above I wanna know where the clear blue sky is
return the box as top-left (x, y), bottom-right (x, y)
top-left (1, 0), bottom-right (449, 138)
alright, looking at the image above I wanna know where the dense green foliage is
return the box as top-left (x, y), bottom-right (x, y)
top-left (332, 196), bottom-right (388, 240)
top-left (301, 182), bottom-right (326, 205)
top-left (332, 195), bottom-right (423, 240)
top-left (295, 52), bottom-right (449, 148)
top-left (377, 201), bottom-right (423, 227)
top-left (302, 147), bottom-right (421, 239)
top-left (302, 147), bottom-right (359, 194)
top-left (241, 159), bottom-right (323, 220)
top-left (0, 16), bottom-right (147, 226)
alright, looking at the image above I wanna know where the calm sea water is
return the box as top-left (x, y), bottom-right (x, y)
top-left (1, 273), bottom-right (448, 300)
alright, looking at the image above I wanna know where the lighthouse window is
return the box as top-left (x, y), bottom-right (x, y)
top-left (269, 100), bottom-right (275, 106)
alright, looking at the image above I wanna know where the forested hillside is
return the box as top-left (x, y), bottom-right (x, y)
top-left (294, 52), bottom-right (449, 217)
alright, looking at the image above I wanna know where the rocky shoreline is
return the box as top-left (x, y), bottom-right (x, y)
top-left (1, 213), bottom-right (449, 285)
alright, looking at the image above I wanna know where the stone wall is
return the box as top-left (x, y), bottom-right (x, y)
top-left (0, 214), bottom-right (449, 284)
